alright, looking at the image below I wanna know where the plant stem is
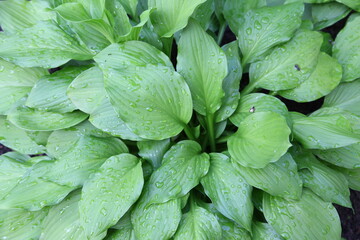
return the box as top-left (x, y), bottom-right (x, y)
top-left (241, 81), bottom-right (257, 95)
top-left (162, 36), bottom-right (173, 59)
top-left (184, 124), bottom-right (196, 141)
top-left (206, 113), bottom-right (216, 152)
top-left (217, 22), bottom-right (227, 45)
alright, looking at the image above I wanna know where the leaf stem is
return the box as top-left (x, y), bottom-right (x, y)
top-left (184, 124), bottom-right (196, 141)
top-left (217, 22), bottom-right (227, 45)
top-left (206, 113), bottom-right (216, 152)
top-left (162, 36), bottom-right (173, 59)
top-left (241, 81), bottom-right (257, 95)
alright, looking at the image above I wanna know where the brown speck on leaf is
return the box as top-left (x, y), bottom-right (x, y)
top-left (249, 106), bottom-right (255, 113)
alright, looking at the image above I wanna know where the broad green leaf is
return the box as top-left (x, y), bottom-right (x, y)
top-left (131, 185), bottom-right (182, 240)
top-left (192, 0), bottom-right (215, 29)
top-left (0, 208), bottom-right (49, 240)
top-left (314, 143), bottom-right (360, 169)
top-left (139, 25), bottom-right (163, 50)
top-left (80, 154), bottom-right (143, 239)
top-left (0, 152), bottom-right (32, 199)
top-left (0, 58), bottom-right (48, 114)
top-left (238, 3), bottom-right (303, 65)
top-left (0, 159), bottom-right (74, 211)
top-left (200, 203), bottom-right (251, 240)
top-left (40, 190), bottom-right (90, 240)
top-left (323, 79), bottom-right (360, 116)
top-left (320, 32), bottom-right (333, 55)
top-left (77, 0), bottom-right (106, 19)
top-left (336, 167), bottom-right (360, 191)
top-left (147, 140), bottom-right (209, 205)
top-left (118, 0), bottom-right (138, 17)
top-left (95, 42), bottom-right (193, 140)
top-left (67, 66), bottom-right (106, 114)
top-left (105, 211), bottom-right (135, 240)
top-left (215, 41), bottom-right (242, 122)
top-left (55, 3), bottom-right (115, 51)
top-left (230, 93), bottom-right (289, 127)
top-left (27, 66), bottom-right (86, 113)
top-left (252, 221), bottom-right (284, 240)
top-left (0, 0), bottom-right (54, 34)
top-left (201, 153), bottom-right (253, 231)
top-left (292, 114), bottom-right (360, 149)
top-left (312, 2), bottom-right (351, 30)
top-left (177, 19), bottom-right (227, 116)
top-left (278, 52), bottom-right (342, 102)
top-left (233, 153), bottom-right (302, 199)
top-left (174, 204), bottom-right (222, 240)
top-left (44, 123), bottom-right (128, 187)
top-left (223, 0), bottom-right (267, 33)
top-left (336, 0), bottom-right (360, 11)
top-left (148, 0), bottom-right (206, 37)
top-left (263, 190), bottom-right (341, 240)
top-left (89, 98), bottom-right (142, 141)
top-left (0, 116), bottom-right (46, 154)
top-left (137, 139), bottom-right (171, 169)
top-left (228, 112), bottom-right (291, 168)
top-left (7, 104), bottom-right (88, 131)
top-left (249, 30), bottom-right (322, 91)
top-left (299, 162), bottom-right (351, 207)
top-left (333, 14), bottom-right (360, 82)
top-left (0, 21), bottom-right (93, 68)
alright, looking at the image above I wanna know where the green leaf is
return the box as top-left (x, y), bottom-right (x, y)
top-left (192, 0), bottom-right (215, 29)
top-left (95, 42), bottom-right (193, 140)
top-left (40, 190), bottom-right (90, 240)
top-left (54, 2), bottom-right (91, 21)
top-left (333, 14), bottom-right (360, 82)
top-left (336, 167), bottom-right (360, 191)
top-left (77, 0), bottom-right (106, 19)
top-left (215, 41), bottom-right (242, 122)
top-left (312, 2), bottom-right (351, 30)
top-left (0, 152), bottom-right (32, 199)
top-left (200, 203), bottom-right (251, 240)
top-left (177, 19), bottom-right (227, 116)
top-left (27, 66), bottom-right (87, 113)
top-left (0, 116), bottom-right (46, 155)
top-left (252, 221), bottom-right (284, 240)
top-left (292, 114), bottom-right (360, 149)
top-left (238, 3), bottom-right (303, 65)
top-left (148, 0), bottom-right (206, 37)
top-left (278, 52), bottom-right (342, 102)
top-left (263, 189), bottom-right (342, 240)
top-left (7, 104), bottom-right (88, 131)
top-left (0, 58), bottom-right (48, 114)
top-left (228, 112), bottom-right (291, 168)
top-left (67, 66), bottom-right (106, 114)
top-left (44, 122), bottom-right (128, 187)
top-left (174, 204), bottom-right (222, 240)
top-left (249, 30), bottom-right (322, 91)
top-left (0, 21), bottom-right (93, 68)
top-left (230, 93), bottom-right (290, 127)
top-left (298, 161), bottom-right (351, 208)
top-left (0, 208), bottom-right (49, 240)
top-left (223, 0), bottom-right (267, 33)
top-left (89, 98), bottom-right (142, 141)
top-left (336, 0), bottom-right (360, 11)
top-left (0, 159), bottom-right (74, 211)
top-left (137, 139), bottom-right (171, 169)
top-left (323, 79), bottom-right (360, 116)
top-left (117, 0), bottom-right (138, 17)
top-left (131, 185), bottom-right (182, 240)
top-left (233, 153), bottom-right (302, 199)
top-left (105, 211), bottom-right (135, 240)
top-left (0, 0), bottom-right (54, 34)
top-left (147, 140), bottom-right (209, 205)
top-left (201, 153), bottom-right (253, 231)
top-left (79, 154), bottom-right (144, 239)
top-left (314, 143), bottom-right (360, 169)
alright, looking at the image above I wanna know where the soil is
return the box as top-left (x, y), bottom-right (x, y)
top-left (0, 9), bottom-right (358, 240)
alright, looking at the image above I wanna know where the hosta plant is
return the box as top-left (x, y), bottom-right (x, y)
top-left (1, 0), bottom-right (360, 239)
